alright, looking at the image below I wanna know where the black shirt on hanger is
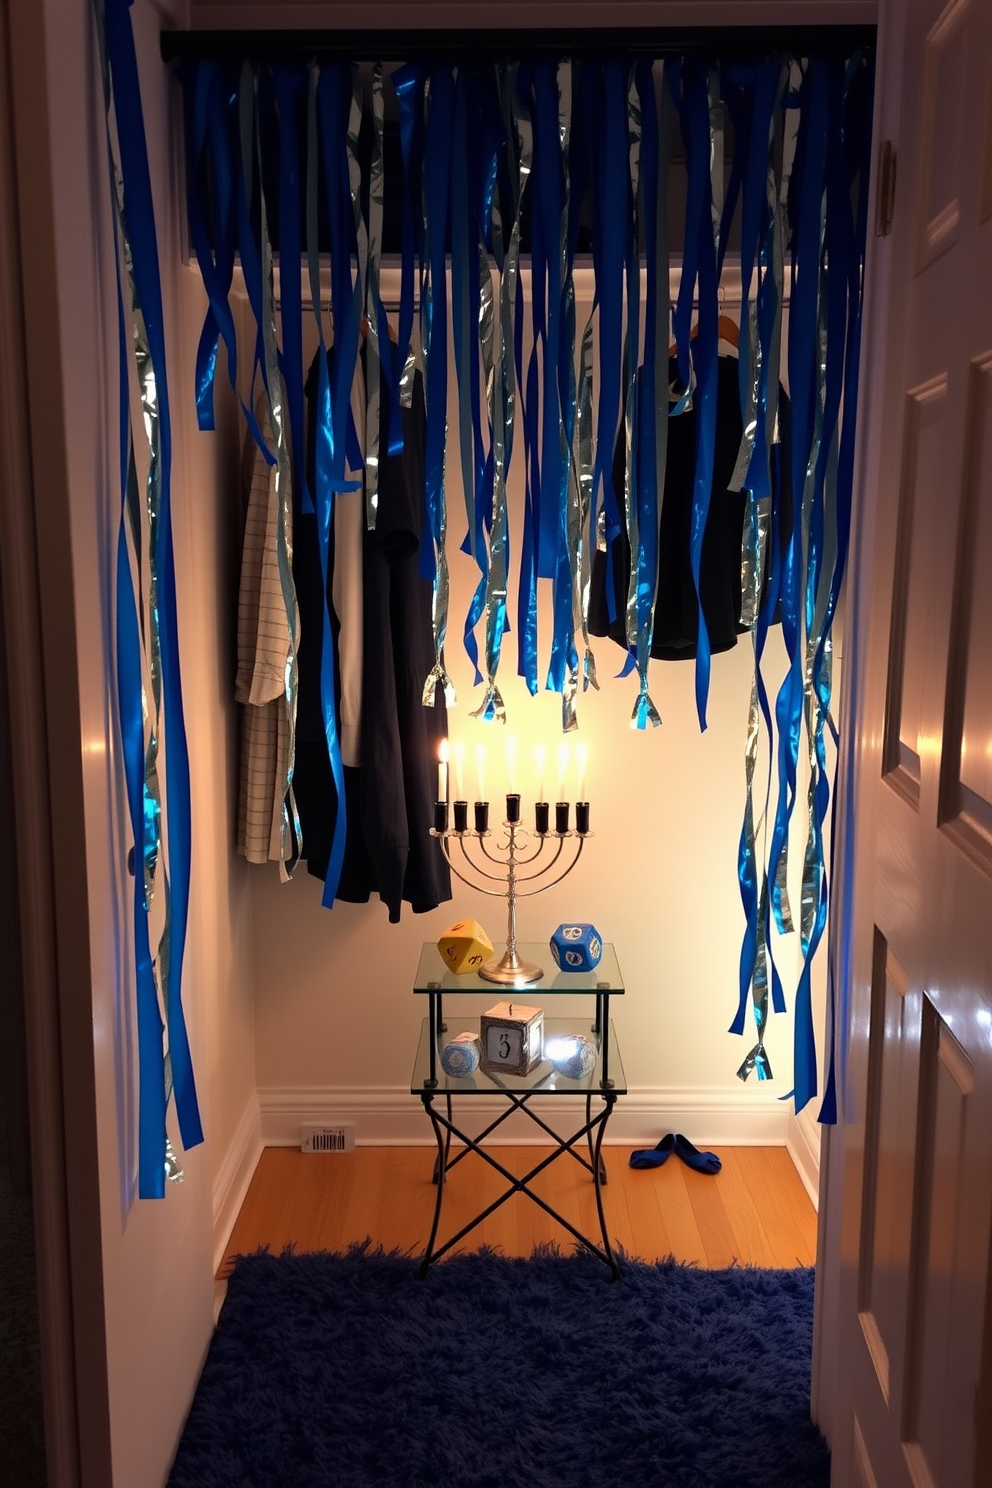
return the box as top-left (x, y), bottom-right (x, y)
top-left (589, 354), bottom-right (792, 662)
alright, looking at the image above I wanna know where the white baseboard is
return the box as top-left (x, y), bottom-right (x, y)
top-left (258, 1084), bottom-right (795, 1150)
top-left (786, 1107), bottom-right (822, 1211)
top-left (212, 1094), bottom-right (263, 1275)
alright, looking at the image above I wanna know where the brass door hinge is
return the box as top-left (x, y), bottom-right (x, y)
top-left (875, 139), bottom-right (897, 237)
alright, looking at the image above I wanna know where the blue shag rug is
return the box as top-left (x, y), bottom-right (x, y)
top-left (169, 1247), bottom-right (829, 1488)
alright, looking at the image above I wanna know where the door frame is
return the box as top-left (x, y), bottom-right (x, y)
top-left (0, 2), bottom-right (114, 1482)
top-left (810, 0), bottom-right (910, 1447)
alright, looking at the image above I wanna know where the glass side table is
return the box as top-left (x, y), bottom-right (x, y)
top-left (411, 941), bottom-right (627, 1279)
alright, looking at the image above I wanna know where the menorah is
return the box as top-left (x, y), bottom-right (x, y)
top-left (430, 793), bottom-right (591, 984)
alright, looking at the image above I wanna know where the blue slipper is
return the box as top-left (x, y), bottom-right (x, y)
top-left (673, 1134), bottom-right (721, 1174)
top-left (629, 1133), bottom-right (676, 1169)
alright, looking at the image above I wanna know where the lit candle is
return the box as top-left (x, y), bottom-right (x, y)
top-left (475, 742), bottom-right (486, 801)
top-left (535, 744), bottom-right (546, 802)
top-left (506, 736), bottom-right (518, 792)
top-left (556, 740), bottom-right (571, 802)
top-left (576, 740), bottom-right (588, 802)
top-left (438, 738), bottom-right (449, 803)
top-left (454, 739), bottom-right (465, 800)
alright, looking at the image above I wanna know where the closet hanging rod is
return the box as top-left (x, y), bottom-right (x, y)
top-left (159, 25), bottom-right (876, 66)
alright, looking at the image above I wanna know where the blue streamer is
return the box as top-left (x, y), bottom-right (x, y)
top-left (589, 61), bottom-right (628, 555)
top-left (390, 62), bottom-right (425, 427)
top-left (272, 65), bottom-right (311, 514)
top-left (541, 62), bottom-right (578, 707)
top-left (677, 63), bottom-right (719, 732)
top-left (462, 79), bottom-right (503, 685)
top-left (104, 0), bottom-right (203, 1195)
top-left (181, 61), bottom-right (271, 455)
top-left (768, 60), bottom-right (829, 936)
top-left (451, 67), bottom-right (492, 687)
top-left (731, 60), bottom-right (786, 1071)
top-left (419, 67), bottom-right (454, 590)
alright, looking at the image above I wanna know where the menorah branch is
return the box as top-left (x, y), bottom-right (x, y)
top-left (430, 816), bottom-right (591, 984)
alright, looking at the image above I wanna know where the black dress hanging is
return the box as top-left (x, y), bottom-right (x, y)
top-left (293, 352), bottom-right (450, 921)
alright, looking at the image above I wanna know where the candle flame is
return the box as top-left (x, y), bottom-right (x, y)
top-left (439, 738), bottom-right (450, 763)
top-left (557, 739), bottom-right (570, 799)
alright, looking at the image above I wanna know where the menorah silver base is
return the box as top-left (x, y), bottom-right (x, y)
top-left (478, 947), bottom-right (545, 985)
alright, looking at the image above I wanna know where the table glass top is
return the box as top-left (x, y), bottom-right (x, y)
top-left (413, 940), bottom-right (624, 993)
top-left (411, 1016), bottom-right (627, 1096)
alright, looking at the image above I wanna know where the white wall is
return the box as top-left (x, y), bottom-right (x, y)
top-left (41, 0), bottom-right (257, 1482)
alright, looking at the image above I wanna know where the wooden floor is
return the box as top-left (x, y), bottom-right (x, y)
top-left (220, 1145), bottom-right (817, 1276)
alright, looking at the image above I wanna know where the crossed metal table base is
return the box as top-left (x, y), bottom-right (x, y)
top-left (418, 1085), bottom-right (620, 1280)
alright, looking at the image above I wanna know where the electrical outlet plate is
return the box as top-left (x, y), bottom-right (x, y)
top-left (301, 1123), bottom-right (356, 1153)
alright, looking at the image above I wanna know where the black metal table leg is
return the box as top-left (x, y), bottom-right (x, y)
top-left (417, 1092), bottom-right (621, 1277)
top-left (591, 1091), bottom-right (619, 1279)
top-left (432, 1093), bottom-right (453, 1183)
top-left (419, 1092), bottom-right (447, 1278)
top-left (585, 1092), bottom-right (607, 1183)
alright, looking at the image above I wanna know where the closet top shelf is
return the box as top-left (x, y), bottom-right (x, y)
top-left (160, 25), bottom-right (877, 65)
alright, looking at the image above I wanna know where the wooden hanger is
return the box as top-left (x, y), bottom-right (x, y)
top-left (668, 313), bottom-right (740, 356)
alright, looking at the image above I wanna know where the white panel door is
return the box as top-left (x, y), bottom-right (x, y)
top-left (829, 0), bottom-right (992, 1485)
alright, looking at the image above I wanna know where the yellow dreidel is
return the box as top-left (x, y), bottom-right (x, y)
top-left (437, 920), bottom-right (493, 974)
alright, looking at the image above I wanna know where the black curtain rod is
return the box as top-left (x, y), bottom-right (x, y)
top-left (160, 26), bottom-right (876, 66)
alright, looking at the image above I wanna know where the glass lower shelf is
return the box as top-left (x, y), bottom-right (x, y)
top-left (411, 1016), bottom-right (626, 1095)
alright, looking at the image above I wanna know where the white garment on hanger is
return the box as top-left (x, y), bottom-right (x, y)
top-left (236, 389), bottom-right (299, 864)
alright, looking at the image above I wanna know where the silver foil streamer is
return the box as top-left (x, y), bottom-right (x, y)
top-left (799, 275), bottom-right (833, 950)
top-left (623, 64), bottom-right (662, 731)
top-left (364, 62), bottom-right (385, 531)
top-left (421, 76), bottom-right (456, 710)
top-left (249, 65), bottom-right (302, 879)
top-left (736, 492), bottom-right (773, 1082)
top-left (573, 306), bottom-right (599, 695)
top-left (735, 68), bottom-right (789, 1061)
top-left (471, 67), bottom-right (532, 724)
top-left (164, 1137), bottom-right (185, 1184)
top-left (556, 59), bottom-right (582, 733)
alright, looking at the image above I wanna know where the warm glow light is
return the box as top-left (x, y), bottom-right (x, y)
top-left (475, 742), bottom-right (486, 801)
top-left (438, 738), bottom-right (449, 802)
top-left (543, 1036), bottom-right (578, 1062)
top-left (454, 740), bottom-right (465, 799)
top-left (556, 740), bottom-right (571, 801)
top-left (506, 736), bottom-right (518, 791)
top-left (535, 744), bottom-right (546, 802)
top-left (576, 741), bottom-right (588, 801)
